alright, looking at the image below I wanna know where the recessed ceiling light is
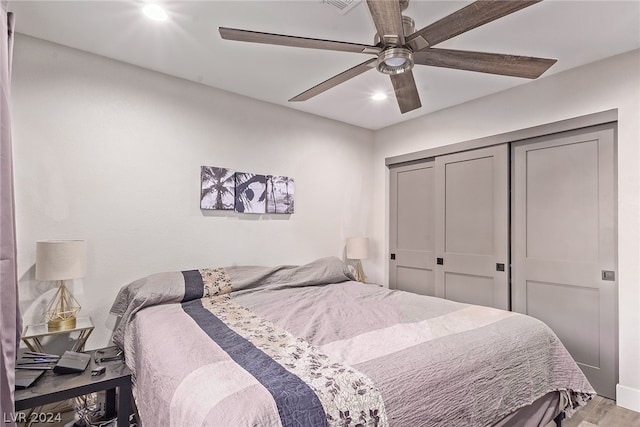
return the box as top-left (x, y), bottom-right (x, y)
top-left (143, 4), bottom-right (168, 22)
top-left (371, 93), bottom-right (387, 101)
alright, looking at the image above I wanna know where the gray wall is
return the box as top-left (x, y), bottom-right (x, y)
top-left (12, 35), bottom-right (375, 349)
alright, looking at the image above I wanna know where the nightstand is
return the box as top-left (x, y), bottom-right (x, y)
top-left (21, 317), bottom-right (94, 353)
top-left (15, 346), bottom-right (132, 427)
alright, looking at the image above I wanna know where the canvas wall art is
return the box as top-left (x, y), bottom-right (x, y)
top-left (235, 172), bottom-right (267, 213)
top-left (266, 175), bottom-right (295, 214)
top-left (200, 166), bottom-right (235, 210)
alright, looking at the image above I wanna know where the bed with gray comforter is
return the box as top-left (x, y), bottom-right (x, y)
top-left (110, 257), bottom-right (594, 427)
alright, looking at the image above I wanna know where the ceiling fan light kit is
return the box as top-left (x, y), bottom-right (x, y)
top-left (219, 0), bottom-right (556, 115)
top-left (377, 47), bottom-right (414, 75)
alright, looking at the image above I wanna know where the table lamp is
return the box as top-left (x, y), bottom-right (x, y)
top-left (36, 240), bottom-right (87, 331)
top-left (346, 237), bottom-right (369, 283)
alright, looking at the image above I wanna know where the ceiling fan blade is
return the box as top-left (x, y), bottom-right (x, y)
top-left (219, 27), bottom-right (381, 55)
top-left (366, 0), bottom-right (405, 46)
top-left (289, 58), bottom-right (377, 102)
top-left (414, 48), bottom-right (556, 79)
top-left (390, 71), bottom-right (421, 114)
top-left (406, 0), bottom-right (542, 51)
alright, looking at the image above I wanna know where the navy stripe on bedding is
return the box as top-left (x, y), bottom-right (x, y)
top-left (182, 299), bottom-right (327, 427)
top-left (182, 270), bottom-right (204, 302)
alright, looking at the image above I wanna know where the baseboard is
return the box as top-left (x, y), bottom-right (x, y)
top-left (616, 383), bottom-right (640, 412)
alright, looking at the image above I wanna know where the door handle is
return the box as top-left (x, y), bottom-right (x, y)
top-left (602, 270), bottom-right (615, 281)
top-left (496, 263), bottom-right (505, 272)
top-left (436, 258), bottom-right (443, 265)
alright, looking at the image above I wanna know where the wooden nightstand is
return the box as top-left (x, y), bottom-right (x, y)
top-left (21, 317), bottom-right (94, 353)
top-left (14, 346), bottom-right (132, 427)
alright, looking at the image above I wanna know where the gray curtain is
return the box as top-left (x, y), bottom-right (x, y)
top-left (0, 1), bottom-right (19, 425)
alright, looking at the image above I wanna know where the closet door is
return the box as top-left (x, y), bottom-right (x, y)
top-left (389, 160), bottom-right (435, 295)
top-left (434, 145), bottom-right (509, 310)
top-left (512, 125), bottom-right (617, 398)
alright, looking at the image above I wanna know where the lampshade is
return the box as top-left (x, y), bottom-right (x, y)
top-left (346, 237), bottom-right (369, 260)
top-left (36, 240), bottom-right (87, 331)
top-left (36, 240), bottom-right (87, 281)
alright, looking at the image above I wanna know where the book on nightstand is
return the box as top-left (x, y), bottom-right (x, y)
top-left (53, 351), bottom-right (91, 374)
top-left (14, 369), bottom-right (46, 389)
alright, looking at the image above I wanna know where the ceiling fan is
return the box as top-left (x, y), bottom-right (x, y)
top-left (219, 0), bottom-right (556, 114)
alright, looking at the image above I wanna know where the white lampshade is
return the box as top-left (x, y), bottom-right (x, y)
top-left (36, 240), bottom-right (87, 281)
top-left (346, 237), bottom-right (369, 260)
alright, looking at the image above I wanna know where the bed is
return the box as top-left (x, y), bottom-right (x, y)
top-left (110, 257), bottom-right (594, 427)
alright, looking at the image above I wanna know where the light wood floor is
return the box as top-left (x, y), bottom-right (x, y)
top-left (551, 395), bottom-right (640, 427)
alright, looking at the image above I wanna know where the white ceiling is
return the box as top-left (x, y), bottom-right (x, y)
top-left (8, 0), bottom-right (640, 130)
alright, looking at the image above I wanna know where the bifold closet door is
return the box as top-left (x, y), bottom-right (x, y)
top-left (434, 145), bottom-right (509, 310)
top-left (389, 160), bottom-right (435, 295)
top-left (512, 125), bottom-right (617, 398)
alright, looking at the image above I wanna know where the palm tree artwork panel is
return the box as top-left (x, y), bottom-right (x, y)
top-left (200, 166), bottom-right (235, 210)
top-left (266, 175), bottom-right (294, 214)
top-left (235, 172), bottom-right (267, 213)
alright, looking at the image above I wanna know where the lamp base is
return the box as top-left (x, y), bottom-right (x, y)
top-left (48, 316), bottom-right (77, 331)
top-left (354, 260), bottom-right (366, 283)
top-left (45, 280), bottom-right (81, 331)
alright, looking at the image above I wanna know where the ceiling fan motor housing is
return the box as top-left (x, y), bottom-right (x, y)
top-left (402, 15), bottom-right (415, 36)
top-left (375, 14), bottom-right (415, 75)
top-left (373, 15), bottom-right (415, 45)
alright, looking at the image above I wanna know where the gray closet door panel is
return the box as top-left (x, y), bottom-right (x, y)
top-left (398, 267), bottom-right (435, 296)
top-left (526, 280), bottom-right (601, 367)
top-left (525, 140), bottom-right (599, 262)
top-left (521, 260), bottom-right (598, 286)
top-left (512, 125), bottom-right (617, 399)
top-left (443, 156), bottom-right (495, 256)
top-left (389, 161), bottom-right (435, 295)
top-left (444, 255), bottom-right (496, 276)
top-left (399, 250), bottom-right (432, 268)
top-left (444, 272), bottom-right (495, 307)
top-left (397, 166), bottom-right (433, 251)
top-left (435, 145), bottom-right (509, 310)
